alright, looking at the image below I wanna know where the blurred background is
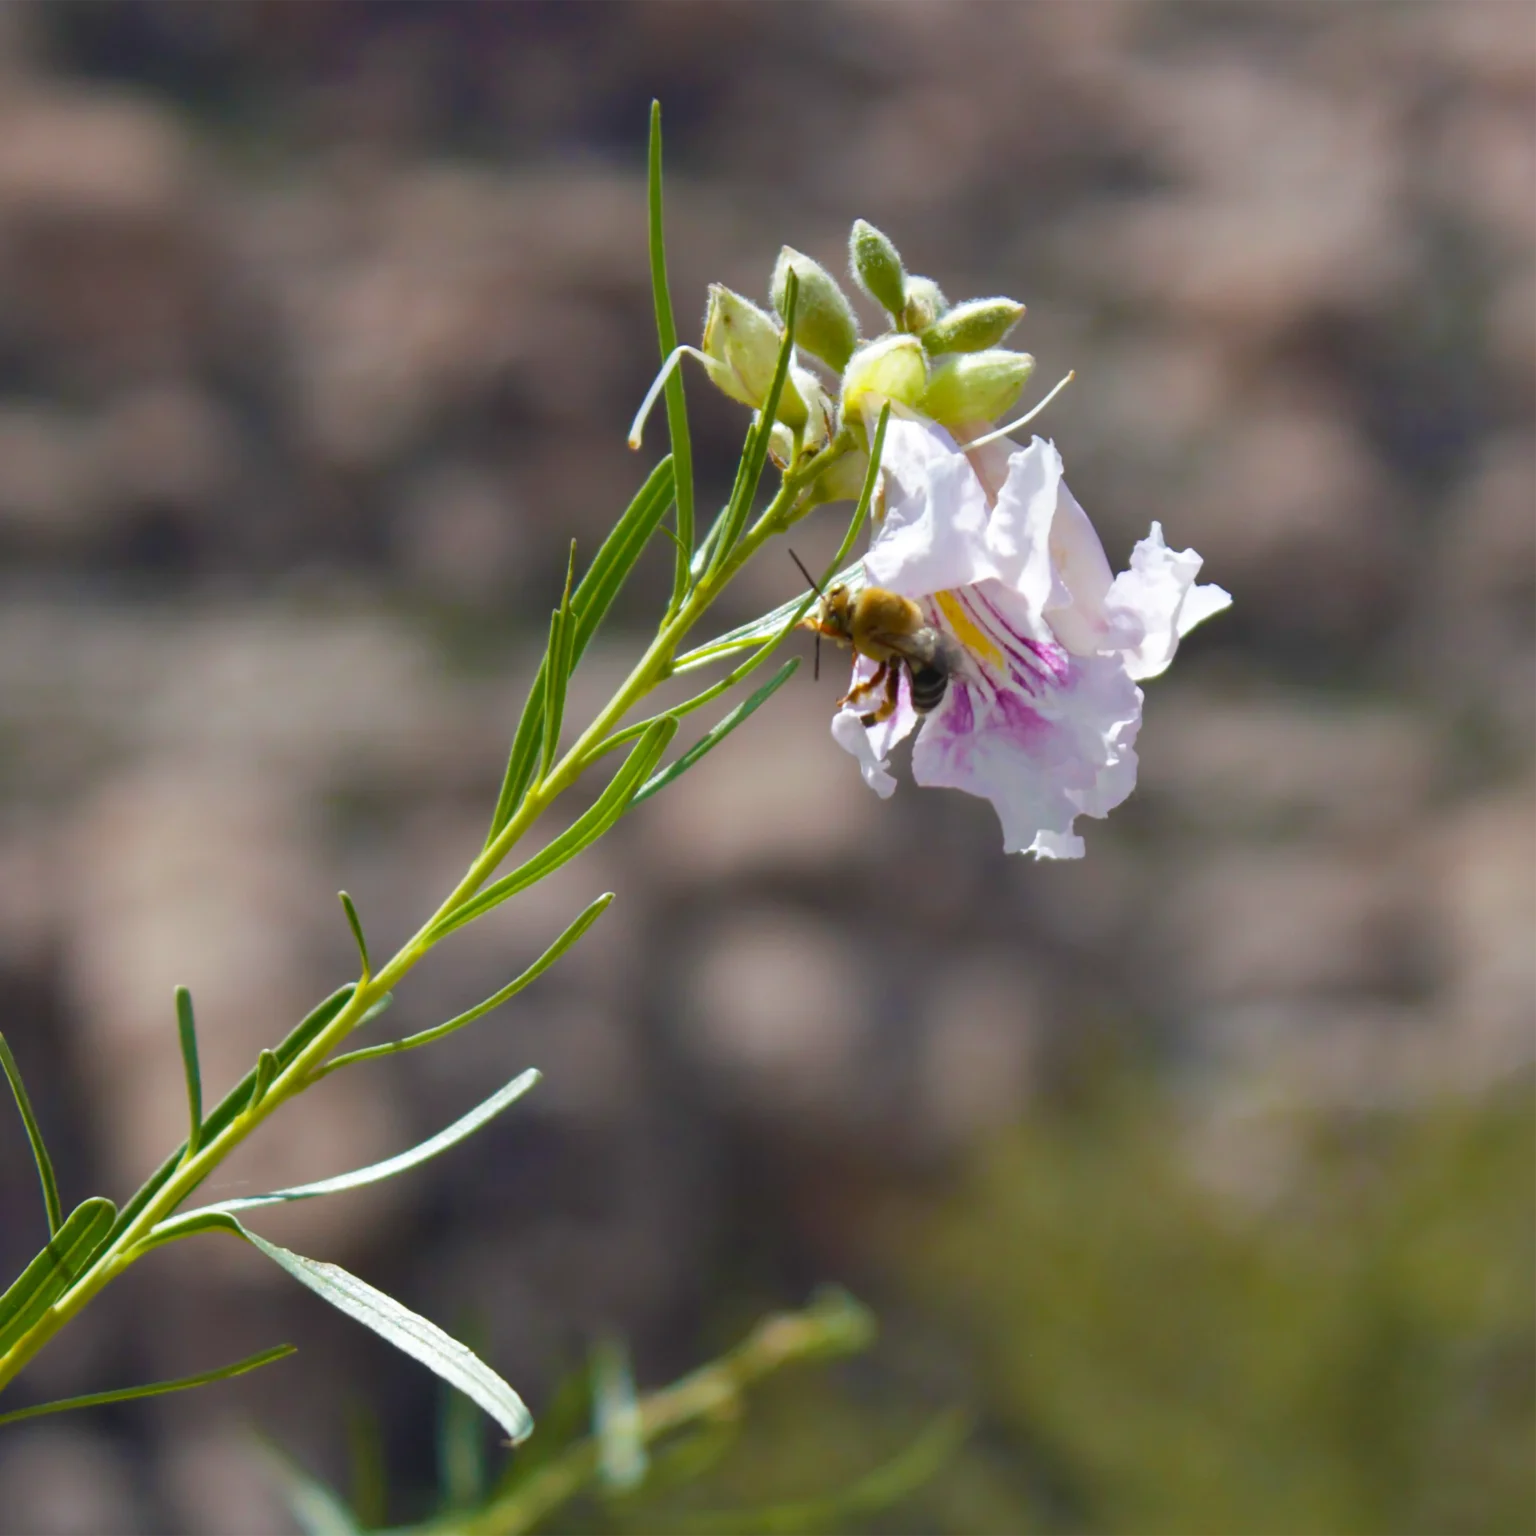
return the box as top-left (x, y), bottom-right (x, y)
top-left (0, 3), bottom-right (1530, 1531)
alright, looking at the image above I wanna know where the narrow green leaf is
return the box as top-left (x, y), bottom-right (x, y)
top-left (630, 658), bottom-right (799, 807)
top-left (0, 1343), bottom-right (296, 1428)
top-left (540, 541), bottom-right (579, 781)
top-left (338, 893), bottom-right (371, 979)
top-left (486, 457), bottom-right (675, 844)
top-left (675, 402), bottom-right (890, 673)
top-left (325, 894), bottom-right (613, 1074)
top-left (153, 1069), bottom-right (540, 1236)
top-left (0, 1033), bottom-right (62, 1237)
top-left (704, 274), bottom-right (799, 582)
top-left (448, 718), bottom-right (676, 939)
top-left (250, 1049), bottom-right (279, 1109)
top-left (676, 1410), bottom-right (968, 1534)
top-left (103, 985), bottom-right (358, 1250)
top-left (439, 1324), bottom-right (490, 1510)
top-left (346, 1402), bottom-right (389, 1530)
top-left (0, 1197), bottom-right (115, 1355)
top-left (592, 1337), bottom-right (646, 1492)
top-left (261, 1438), bottom-right (364, 1536)
top-left (205, 1214), bottom-right (535, 1444)
top-left (172, 987), bottom-right (203, 1161)
top-left (650, 100), bottom-right (695, 612)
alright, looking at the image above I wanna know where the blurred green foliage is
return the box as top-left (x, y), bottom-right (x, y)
top-left (871, 1079), bottom-right (1535, 1535)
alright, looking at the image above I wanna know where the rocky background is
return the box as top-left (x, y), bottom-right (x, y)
top-left (0, 4), bottom-right (1530, 1531)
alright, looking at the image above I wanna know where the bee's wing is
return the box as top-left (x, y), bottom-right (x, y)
top-left (860, 624), bottom-right (944, 669)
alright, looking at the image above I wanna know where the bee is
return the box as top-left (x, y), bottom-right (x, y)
top-left (790, 551), bottom-right (957, 726)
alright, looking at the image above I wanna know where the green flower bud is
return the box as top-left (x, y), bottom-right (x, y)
top-left (899, 276), bottom-right (947, 334)
top-left (809, 446), bottom-right (871, 506)
top-left (921, 349), bottom-right (1036, 428)
top-left (921, 297), bottom-right (1026, 354)
top-left (840, 334), bottom-right (928, 420)
top-left (771, 247), bottom-right (859, 372)
top-left (849, 219), bottom-right (906, 315)
top-left (701, 284), bottom-right (806, 428)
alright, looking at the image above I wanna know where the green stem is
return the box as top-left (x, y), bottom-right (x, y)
top-left (0, 439), bottom-right (850, 1404)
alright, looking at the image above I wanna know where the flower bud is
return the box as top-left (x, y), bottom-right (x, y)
top-left (771, 247), bottom-right (859, 372)
top-left (899, 276), bottom-right (947, 334)
top-left (794, 366), bottom-right (835, 452)
top-left (840, 334), bottom-right (928, 419)
top-left (849, 219), bottom-right (907, 315)
top-left (808, 446), bottom-right (871, 506)
top-left (701, 284), bottom-right (806, 428)
top-left (921, 349), bottom-right (1035, 428)
top-left (921, 297), bottom-right (1026, 354)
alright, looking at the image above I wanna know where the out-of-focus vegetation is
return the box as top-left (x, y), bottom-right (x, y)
top-left (657, 1078), bottom-right (1530, 1536)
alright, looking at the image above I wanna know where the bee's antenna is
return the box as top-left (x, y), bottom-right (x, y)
top-left (787, 548), bottom-right (824, 681)
top-left (787, 547), bottom-right (827, 599)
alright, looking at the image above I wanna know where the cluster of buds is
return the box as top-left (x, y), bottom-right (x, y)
top-left (677, 220), bottom-right (1035, 497)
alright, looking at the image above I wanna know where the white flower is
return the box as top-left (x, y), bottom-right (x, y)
top-left (831, 410), bottom-right (1231, 858)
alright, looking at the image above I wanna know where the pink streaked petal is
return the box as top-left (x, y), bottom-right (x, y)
top-left (1106, 521), bottom-right (1233, 681)
top-left (910, 653), bottom-right (1142, 859)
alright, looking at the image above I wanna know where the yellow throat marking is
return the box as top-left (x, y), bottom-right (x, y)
top-left (934, 590), bottom-right (1002, 667)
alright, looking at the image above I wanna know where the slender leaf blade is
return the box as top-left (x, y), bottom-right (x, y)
top-left (262, 1439), bottom-right (364, 1536)
top-left (0, 1033), bottom-right (62, 1237)
top-left (631, 659), bottom-right (799, 807)
top-left (173, 987), bottom-right (203, 1160)
top-left (156, 1069), bottom-right (540, 1232)
top-left (486, 456), bottom-right (675, 843)
top-left (0, 1344), bottom-right (296, 1428)
top-left (447, 718), bottom-right (676, 938)
top-left (232, 1218), bottom-right (534, 1444)
top-left (326, 894), bottom-right (613, 1073)
top-left (338, 893), bottom-right (371, 979)
top-left (102, 984), bottom-right (357, 1250)
top-left (650, 100), bottom-right (694, 610)
top-left (0, 1197), bottom-right (115, 1354)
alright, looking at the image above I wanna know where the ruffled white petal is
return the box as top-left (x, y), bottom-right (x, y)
top-left (1105, 521), bottom-right (1234, 681)
top-left (909, 651), bottom-right (1142, 859)
top-left (828, 655), bottom-right (917, 799)
top-left (863, 414), bottom-right (999, 597)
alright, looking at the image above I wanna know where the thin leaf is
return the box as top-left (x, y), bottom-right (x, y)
top-left (324, 895), bottom-right (613, 1074)
top-left (675, 402), bottom-right (890, 674)
top-left (153, 1069), bottom-right (541, 1236)
top-left (0, 1032), bottom-right (62, 1236)
top-left (102, 984), bottom-right (358, 1250)
top-left (540, 541), bottom-right (579, 781)
top-left (0, 1197), bottom-right (115, 1355)
top-left (486, 457), bottom-right (675, 845)
top-left (675, 1410), bottom-right (968, 1535)
top-left (592, 1337), bottom-right (646, 1493)
top-left (0, 1344), bottom-right (296, 1428)
top-left (346, 1401), bottom-right (389, 1530)
top-left (173, 987), bottom-right (204, 1161)
top-left (250, 1049), bottom-right (279, 1109)
top-left (630, 659), bottom-right (799, 807)
top-left (650, 100), bottom-right (695, 612)
top-left (445, 718), bottom-right (676, 939)
top-left (338, 893), bottom-right (371, 979)
top-left (207, 1214), bottom-right (534, 1444)
top-left (262, 1439), bottom-right (364, 1536)
top-left (439, 1321), bottom-right (490, 1510)
top-left (703, 274), bottom-right (799, 582)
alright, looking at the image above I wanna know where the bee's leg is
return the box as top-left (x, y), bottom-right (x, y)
top-left (838, 661), bottom-right (887, 711)
top-left (860, 659), bottom-right (903, 727)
